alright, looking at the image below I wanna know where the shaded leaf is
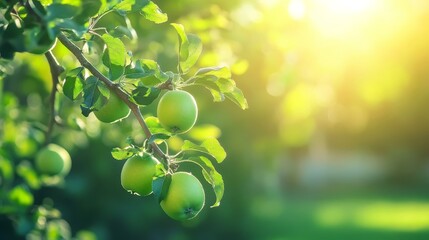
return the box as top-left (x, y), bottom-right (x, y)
top-left (73, 0), bottom-right (102, 24)
top-left (63, 67), bottom-right (84, 101)
top-left (152, 173), bottom-right (171, 203)
top-left (131, 85), bottom-right (160, 105)
top-left (194, 79), bottom-right (225, 102)
top-left (45, 4), bottom-right (80, 20)
top-left (192, 66), bottom-right (247, 109)
top-left (179, 156), bottom-right (224, 208)
top-left (80, 76), bottom-right (110, 116)
top-left (124, 59), bottom-right (156, 79)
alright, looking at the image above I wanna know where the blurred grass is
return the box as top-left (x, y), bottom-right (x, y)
top-left (246, 189), bottom-right (429, 240)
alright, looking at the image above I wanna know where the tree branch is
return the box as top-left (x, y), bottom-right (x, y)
top-left (44, 50), bottom-right (64, 145)
top-left (56, 33), bottom-right (168, 163)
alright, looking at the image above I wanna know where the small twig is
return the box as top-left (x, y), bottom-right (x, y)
top-left (57, 33), bottom-right (168, 164)
top-left (44, 51), bottom-right (65, 145)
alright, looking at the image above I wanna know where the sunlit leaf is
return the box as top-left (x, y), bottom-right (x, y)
top-left (225, 86), bottom-right (248, 110)
top-left (0, 155), bottom-right (14, 182)
top-left (17, 161), bottom-right (41, 189)
top-left (111, 146), bottom-right (139, 160)
top-left (145, 116), bottom-right (170, 135)
top-left (195, 66), bottom-right (231, 79)
top-left (187, 124), bottom-right (221, 142)
top-left (8, 185), bottom-right (34, 207)
top-left (147, 133), bottom-right (170, 145)
top-left (201, 138), bottom-right (226, 163)
top-left (216, 78), bottom-right (236, 93)
top-left (137, 59), bottom-right (169, 86)
top-left (180, 139), bottom-right (226, 163)
top-left (113, 0), bottom-right (167, 23)
top-left (141, 1), bottom-right (168, 24)
top-left (101, 34), bottom-right (126, 80)
top-left (180, 34), bottom-right (202, 73)
top-left (171, 24), bottom-right (202, 73)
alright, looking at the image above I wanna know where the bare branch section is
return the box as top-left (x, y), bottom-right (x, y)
top-left (44, 50), bottom-right (65, 145)
top-left (56, 33), bottom-right (168, 162)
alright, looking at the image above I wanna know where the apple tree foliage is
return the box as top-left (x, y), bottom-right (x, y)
top-left (0, 0), bottom-right (247, 238)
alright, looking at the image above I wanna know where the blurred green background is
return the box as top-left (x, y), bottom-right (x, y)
top-left (2, 0), bottom-right (429, 239)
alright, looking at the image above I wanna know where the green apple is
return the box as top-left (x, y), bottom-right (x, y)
top-left (94, 93), bottom-right (130, 123)
top-left (157, 90), bottom-right (198, 134)
top-left (160, 172), bottom-right (205, 221)
top-left (121, 153), bottom-right (159, 196)
top-left (35, 144), bottom-right (71, 176)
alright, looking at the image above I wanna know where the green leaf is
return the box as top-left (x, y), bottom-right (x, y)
top-left (152, 174), bottom-right (171, 203)
top-left (8, 185), bottom-right (34, 207)
top-left (193, 66), bottom-right (248, 109)
top-left (195, 66), bottom-right (232, 79)
top-left (181, 138), bottom-right (227, 163)
top-left (73, 0), bottom-right (102, 24)
top-left (194, 79), bottom-right (224, 102)
top-left (187, 124), bottom-right (221, 142)
top-left (179, 156), bottom-right (224, 208)
top-left (141, 1), bottom-right (168, 24)
top-left (131, 85), bottom-right (160, 105)
top-left (181, 34), bottom-right (202, 73)
top-left (216, 78), bottom-right (236, 93)
top-left (147, 133), bottom-right (170, 145)
top-left (171, 23), bottom-right (188, 60)
top-left (80, 76), bottom-right (109, 117)
top-left (111, 146), bottom-right (139, 160)
top-left (0, 155), bottom-right (13, 182)
top-left (137, 59), bottom-right (169, 86)
top-left (124, 59), bottom-right (155, 79)
top-left (113, 0), bottom-right (144, 12)
top-left (45, 3), bottom-right (80, 20)
top-left (114, 0), bottom-right (167, 23)
top-left (201, 138), bottom-right (226, 163)
top-left (51, 18), bottom-right (87, 39)
top-left (16, 161), bottom-right (40, 189)
top-left (101, 34), bottom-right (126, 80)
top-left (225, 86), bottom-right (248, 110)
top-left (63, 67), bottom-right (84, 101)
top-left (145, 116), bottom-right (170, 135)
top-left (109, 16), bottom-right (137, 40)
top-left (171, 24), bottom-right (202, 73)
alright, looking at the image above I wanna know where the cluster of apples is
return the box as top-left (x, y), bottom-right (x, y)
top-left (35, 90), bottom-right (204, 220)
top-left (95, 89), bottom-right (204, 220)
